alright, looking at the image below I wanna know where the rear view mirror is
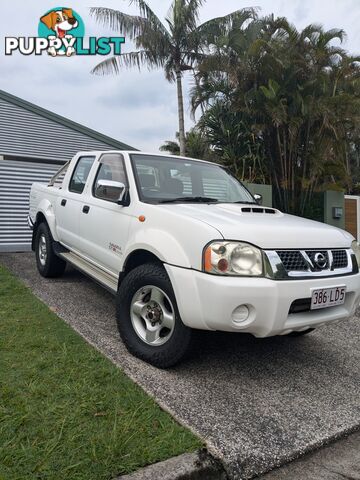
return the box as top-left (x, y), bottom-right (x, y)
top-left (254, 194), bottom-right (263, 205)
top-left (95, 180), bottom-right (127, 204)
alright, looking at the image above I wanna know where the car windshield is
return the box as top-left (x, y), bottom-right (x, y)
top-left (130, 154), bottom-right (255, 205)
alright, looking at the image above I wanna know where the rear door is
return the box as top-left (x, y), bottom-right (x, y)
top-left (78, 153), bottom-right (131, 274)
top-left (55, 155), bottom-right (95, 250)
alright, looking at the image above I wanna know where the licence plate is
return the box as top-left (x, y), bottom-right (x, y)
top-left (311, 286), bottom-right (346, 310)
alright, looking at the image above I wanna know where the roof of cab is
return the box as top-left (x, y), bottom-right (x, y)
top-left (75, 150), bottom-right (221, 166)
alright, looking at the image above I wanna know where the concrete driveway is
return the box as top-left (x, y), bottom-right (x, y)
top-left (1, 252), bottom-right (360, 480)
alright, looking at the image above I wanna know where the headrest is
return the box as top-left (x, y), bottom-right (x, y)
top-left (139, 173), bottom-right (155, 188)
top-left (163, 178), bottom-right (183, 195)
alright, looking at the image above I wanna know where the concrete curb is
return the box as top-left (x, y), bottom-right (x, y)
top-left (116, 450), bottom-right (227, 480)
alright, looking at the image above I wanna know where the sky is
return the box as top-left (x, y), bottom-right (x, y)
top-left (0, 0), bottom-right (360, 152)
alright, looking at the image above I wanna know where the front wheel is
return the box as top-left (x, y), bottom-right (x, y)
top-left (116, 263), bottom-right (193, 368)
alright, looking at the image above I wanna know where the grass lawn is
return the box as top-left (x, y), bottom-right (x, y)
top-left (0, 265), bottom-right (202, 480)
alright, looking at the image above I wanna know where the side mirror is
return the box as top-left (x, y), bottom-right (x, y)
top-left (254, 193), bottom-right (263, 205)
top-left (95, 180), bottom-right (127, 204)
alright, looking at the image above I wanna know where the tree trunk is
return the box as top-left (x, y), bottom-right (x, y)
top-left (176, 70), bottom-right (186, 157)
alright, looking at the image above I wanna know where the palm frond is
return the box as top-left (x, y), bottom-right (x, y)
top-left (90, 6), bottom-right (172, 68)
top-left (129, 0), bottom-right (170, 37)
top-left (90, 7), bottom-right (147, 38)
top-left (260, 15), bottom-right (297, 40)
top-left (322, 28), bottom-right (347, 45)
top-left (91, 50), bottom-right (164, 75)
top-left (90, 6), bottom-right (170, 41)
top-left (186, 0), bottom-right (205, 19)
top-left (197, 8), bottom-right (258, 35)
top-left (183, 0), bottom-right (205, 31)
top-left (194, 7), bottom-right (259, 44)
top-left (159, 140), bottom-right (180, 154)
top-left (300, 24), bottom-right (323, 42)
top-left (197, 54), bottom-right (230, 74)
top-left (165, 0), bottom-right (203, 43)
top-left (134, 27), bottom-right (172, 57)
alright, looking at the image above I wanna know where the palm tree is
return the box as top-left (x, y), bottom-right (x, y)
top-left (160, 128), bottom-right (214, 160)
top-left (192, 15), bottom-right (360, 213)
top-left (90, 1), bottom-right (256, 156)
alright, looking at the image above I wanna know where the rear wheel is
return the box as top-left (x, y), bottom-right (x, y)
top-left (116, 263), bottom-right (193, 368)
top-left (35, 223), bottom-right (66, 278)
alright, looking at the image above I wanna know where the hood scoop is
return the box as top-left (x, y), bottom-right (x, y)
top-left (241, 207), bottom-right (278, 214)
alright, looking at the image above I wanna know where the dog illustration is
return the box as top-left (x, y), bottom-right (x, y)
top-left (40, 8), bottom-right (78, 57)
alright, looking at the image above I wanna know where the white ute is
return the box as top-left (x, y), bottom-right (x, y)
top-left (28, 151), bottom-right (360, 368)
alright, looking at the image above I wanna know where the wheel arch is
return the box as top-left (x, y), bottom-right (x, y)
top-left (118, 249), bottom-right (163, 289)
top-left (31, 200), bottom-right (59, 250)
top-left (31, 212), bottom-right (47, 251)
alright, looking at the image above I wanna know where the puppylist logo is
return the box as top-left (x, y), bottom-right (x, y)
top-left (5, 7), bottom-right (125, 57)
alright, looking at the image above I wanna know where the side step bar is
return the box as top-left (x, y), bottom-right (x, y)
top-left (59, 251), bottom-right (118, 294)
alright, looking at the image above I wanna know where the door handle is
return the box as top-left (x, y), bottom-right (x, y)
top-left (82, 205), bottom-right (90, 214)
top-left (61, 199), bottom-right (67, 206)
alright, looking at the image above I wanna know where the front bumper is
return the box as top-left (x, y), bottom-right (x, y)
top-left (165, 264), bottom-right (360, 337)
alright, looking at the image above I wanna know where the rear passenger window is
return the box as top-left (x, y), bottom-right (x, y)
top-left (69, 156), bottom-right (95, 194)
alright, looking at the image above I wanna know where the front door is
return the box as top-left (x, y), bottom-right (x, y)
top-left (78, 153), bottom-right (131, 275)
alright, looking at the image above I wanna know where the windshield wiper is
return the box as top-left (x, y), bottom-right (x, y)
top-left (233, 201), bottom-right (258, 205)
top-left (160, 196), bottom-right (219, 204)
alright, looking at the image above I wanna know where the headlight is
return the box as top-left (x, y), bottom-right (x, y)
top-left (351, 240), bottom-right (360, 267)
top-left (204, 241), bottom-right (263, 276)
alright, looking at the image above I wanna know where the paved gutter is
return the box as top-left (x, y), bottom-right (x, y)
top-left (2, 253), bottom-right (360, 479)
top-left (116, 451), bottom-right (227, 480)
top-left (262, 429), bottom-right (360, 479)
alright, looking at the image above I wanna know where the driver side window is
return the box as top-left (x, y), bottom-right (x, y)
top-left (93, 153), bottom-right (128, 202)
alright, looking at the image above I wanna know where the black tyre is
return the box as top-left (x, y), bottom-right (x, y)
top-left (116, 263), bottom-right (193, 368)
top-left (286, 328), bottom-right (315, 337)
top-left (35, 222), bottom-right (66, 278)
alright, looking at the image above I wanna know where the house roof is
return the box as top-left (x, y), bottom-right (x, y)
top-left (0, 89), bottom-right (136, 151)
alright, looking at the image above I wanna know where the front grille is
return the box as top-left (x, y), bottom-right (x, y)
top-left (277, 251), bottom-right (308, 271)
top-left (306, 250), bottom-right (329, 271)
top-left (276, 249), bottom-right (349, 273)
top-left (332, 250), bottom-right (348, 269)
